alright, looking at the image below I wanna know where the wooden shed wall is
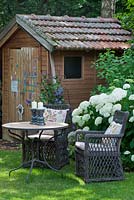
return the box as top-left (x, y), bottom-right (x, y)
top-left (52, 50), bottom-right (104, 108)
top-left (2, 28), bottom-right (49, 139)
top-left (1, 26), bottom-right (105, 139)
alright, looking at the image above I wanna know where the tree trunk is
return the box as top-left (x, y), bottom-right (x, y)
top-left (101, 0), bottom-right (116, 18)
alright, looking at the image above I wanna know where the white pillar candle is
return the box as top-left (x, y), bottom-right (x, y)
top-left (31, 101), bottom-right (37, 109)
top-left (38, 102), bottom-right (43, 109)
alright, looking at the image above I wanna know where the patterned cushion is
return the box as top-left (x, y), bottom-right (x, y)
top-left (104, 121), bottom-right (122, 135)
top-left (43, 108), bottom-right (69, 123)
top-left (102, 121), bottom-right (122, 145)
top-left (27, 108), bottom-right (68, 141)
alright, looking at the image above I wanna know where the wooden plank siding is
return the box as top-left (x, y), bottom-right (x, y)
top-left (52, 50), bottom-right (102, 108)
top-left (3, 29), bottom-right (40, 48)
top-left (2, 28), bottom-right (49, 139)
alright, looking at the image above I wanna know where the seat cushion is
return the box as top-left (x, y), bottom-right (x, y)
top-left (43, 108), bottom-right (69, 123)
top-left (27, 133), bottom-right (54, 141)
top-left (40, 130), bottom-right (54, 135)
top-left (75, 141), bottom-right (117, 151)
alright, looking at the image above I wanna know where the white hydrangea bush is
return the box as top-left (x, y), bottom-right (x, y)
top-left (72, 86), bottom-right (132, 131)
top-left (71, 83), bottom-right (134, 170)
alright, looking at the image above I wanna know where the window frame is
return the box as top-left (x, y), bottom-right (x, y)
top-left (63, 55), bottom-right (84, 81)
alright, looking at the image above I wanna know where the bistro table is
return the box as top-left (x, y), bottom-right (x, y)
top-left (2, 121), bottom-right (68, 182)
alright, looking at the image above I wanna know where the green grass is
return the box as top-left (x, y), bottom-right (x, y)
top-left (0, 150), bottom-right (134, 200)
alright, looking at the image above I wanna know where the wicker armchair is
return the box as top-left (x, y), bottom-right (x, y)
top-left (75, 110), bottom-right (129, 183)
top-left (22, 104), bottom-right (72, 169)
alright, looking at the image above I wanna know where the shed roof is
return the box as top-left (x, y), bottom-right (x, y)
top-left (0, 14), bottom-right (132, 51)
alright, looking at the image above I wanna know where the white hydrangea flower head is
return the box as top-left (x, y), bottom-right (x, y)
top-left (131, 155), bottom-right (134, 162)
top-left (130, 105), bottom-right (134, 108)
top-left (99, 93), bottom-right (110, 104)
top-left (79, 101), bottom-right (90, 112)
top-left (68, 131), bottom-right (76, 137)
top-left (72, 115), bottom-right (81, 124)
top-left (77, 117), bottom-right (85, 127)
top-left (123, 83), bottom-right (130, 89)
top-left (89, 94), bottom-right (100, 106)
top-left (95, 103), bottom-right (104, 112)
top-left (95, 116), bottom-right (103, 126)
top-left (124, 151), bottom-right (131, 155)
top-left (89, 93), bottom-right (109, 106)
top-left (129, 94), bottom-right (134, 100)
top-left (111, 103), bottom-right (122, 115)
top-left (83, 126), bottom-right (90, 131)
top-left (129, 116), bottom-right (134, 123)
top-left (72, 115), bottom-right (84, 127)
top-left (72, 107), bottom-right (82, 116)
top-left (108, 116), bottom-right (113, 124)
top-left (110, 88), bottom-right (127, 103)
top-left (82, 114), bottom-right (90, 122)
top-left (99, 103), bottom-right (113, 118)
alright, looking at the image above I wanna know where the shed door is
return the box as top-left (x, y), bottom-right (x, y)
top-left (9, 47), bottom-right (39, 122)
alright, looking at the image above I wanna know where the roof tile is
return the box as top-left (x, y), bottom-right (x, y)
top-left (17, 14), bottom-right (132, 50)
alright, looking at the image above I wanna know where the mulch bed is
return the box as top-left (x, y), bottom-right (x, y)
top-left (0, 140), bottom-right (21, 150)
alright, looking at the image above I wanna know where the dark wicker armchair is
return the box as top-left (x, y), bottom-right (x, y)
top-left (75, 110), bottom-right (129, 183)
top-left (22, 104), bottom-right (72, 169)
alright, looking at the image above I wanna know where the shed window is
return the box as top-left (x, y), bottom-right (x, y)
top-left (64, 56), bottom-right (82, 79)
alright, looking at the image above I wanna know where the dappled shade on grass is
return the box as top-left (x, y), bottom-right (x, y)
top-left (0, 150), bottom-right (134, 200)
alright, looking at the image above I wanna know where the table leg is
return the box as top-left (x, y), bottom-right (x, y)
top-left (9, 129), bottom-right (62, 182)
top-left (9, 160), bottom-right (32, 177)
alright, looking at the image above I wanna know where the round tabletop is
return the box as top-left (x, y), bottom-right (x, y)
top-left (2, 121), bottom-right (68, 131)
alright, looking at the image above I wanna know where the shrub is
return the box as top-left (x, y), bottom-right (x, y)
top-left (71, 83), bottom-right (134, 171)
top-left (94, 48), bottom-right (134, 92)
top-left (40, 75), bottom-right (64, 104)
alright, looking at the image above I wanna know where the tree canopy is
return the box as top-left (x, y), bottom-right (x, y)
top-left (0, 0), bottom-right (101, 29)
top-left (115, 0), bottom-right (134, 35)
top-left (0, 0), bottom-right (133, 35)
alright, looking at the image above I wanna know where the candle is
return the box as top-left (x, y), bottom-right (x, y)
top-left (38, 102), bottom-right (43, 109)
top-left (31, 101), bottom-right (37, 109)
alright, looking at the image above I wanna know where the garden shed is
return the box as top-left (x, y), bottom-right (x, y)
top-left (0, 14), bottom-right (132, 139)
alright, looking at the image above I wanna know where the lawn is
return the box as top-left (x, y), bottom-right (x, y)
top-left (0, 149), bottom-right (134, 200)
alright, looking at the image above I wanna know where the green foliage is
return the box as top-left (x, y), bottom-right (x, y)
top-left (0, 80), bottom-right (1, 113)
top-left (115, 0), bottom-right (134, 35)
top-left (43, 0), bottom-right (101, 17)
top-left (40, 75), bottom-right (64, 104)
top-left (122, 151), bottom-right (134, 171)
top-left (0, 0), bottom-right (49, 29)
top-left (116, 0), bottom-right (128, 13)
top-left (91, 46), bottom-right (134, 171)
top-left (95, 48), bottom-right (134, 87)
top-left (0, 0), bottom-right (101, 30)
